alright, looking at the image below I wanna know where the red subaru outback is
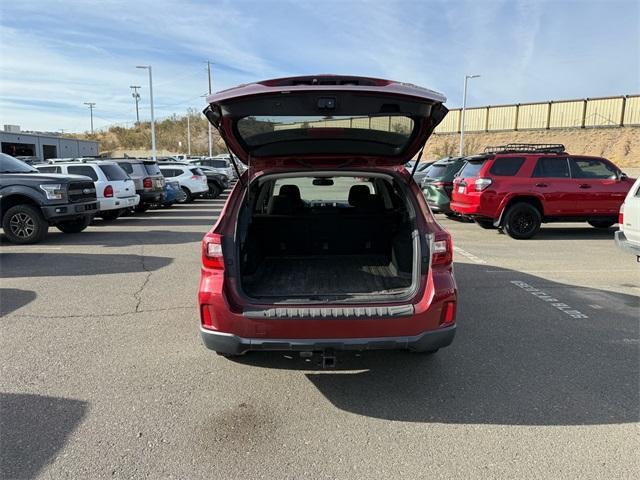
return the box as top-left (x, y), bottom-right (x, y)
top-left (450, 144), bottom-right (635, 239)
top-left (198, 75), bottom-right (457, 358)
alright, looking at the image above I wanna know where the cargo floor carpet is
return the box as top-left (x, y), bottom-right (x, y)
top-left (242, 255), bottom-right (411, 297)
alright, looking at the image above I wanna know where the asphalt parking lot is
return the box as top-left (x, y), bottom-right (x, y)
top-left (1, 185), bottom-right (638, 479)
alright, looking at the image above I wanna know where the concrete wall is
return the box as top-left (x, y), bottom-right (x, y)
top-left (0, 131), bottom-right (99, 160)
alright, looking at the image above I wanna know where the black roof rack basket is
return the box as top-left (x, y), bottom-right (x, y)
top-left (484, 143), bottom-right (566, 155)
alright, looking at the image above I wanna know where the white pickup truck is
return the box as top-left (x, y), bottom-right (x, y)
top-left (615, 176), bottom-right (640, 260)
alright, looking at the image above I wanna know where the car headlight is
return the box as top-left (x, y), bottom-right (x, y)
top-left (39, 183), bottom-right (65, 200)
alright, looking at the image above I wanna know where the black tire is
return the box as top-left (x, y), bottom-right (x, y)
top-left (135, 203), bottom-right (149, 213)
top-left (207, 183), bottom-right (221, 199)
top-left (475, 218), bottom-right (497, 229)
top-left (503, 202), bottom-right (542, 239)
top-left (99, 209), bottom-right (122, 221)
top-left (588, 220), bottom-right (615, 229)
top-left (2, 204), bottom-right (49, 244)
top-left (178, 187), bottom-right (192, 203)
top-left (55, 216), bottom-right (92, 234)
top-left (161, 202), bottom-right (174, 208)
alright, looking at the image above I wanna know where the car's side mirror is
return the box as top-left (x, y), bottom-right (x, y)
top-left (618, 172), bottom-right (628, 181)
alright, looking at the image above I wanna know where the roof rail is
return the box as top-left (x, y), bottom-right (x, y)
top-left (484, 143), bottom-right (566, 154)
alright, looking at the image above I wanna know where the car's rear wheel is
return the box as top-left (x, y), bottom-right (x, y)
top-left (475, 218), bottom-right (496, 229)
top-left (2, 204), bottom-right (49, 244)
top-left (56, 216), bottom-right (92, 234)
top-left (100, 209), bottom-right (121, 221)
top-left (178, 187), bottom-right (192, 203)
top-left (503, 203), bottom-right (541, 239)
top-left (207, 183), bottom-right (221, 199)
top-left (588, 220), bottom-right (615, 229)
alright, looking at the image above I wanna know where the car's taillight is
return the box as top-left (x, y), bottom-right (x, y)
top-left (475, 178), bottom-right (492, 191)
top-left (202, 233), bottom-right (224, 269)
top-left (619, 204), bottom-right (624, 226)
top-left (431, 231), bottom-right (453, 266)
top-left (440, 301), bottom-right (456, 327)
top-left (103, 185), bottom-right (113, 198)
top-left (432, 181), bottom-right (454, 188)
top-left (143, 177), bottom-right (153, 188)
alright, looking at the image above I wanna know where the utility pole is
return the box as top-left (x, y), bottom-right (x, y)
top-left (459, 74), bottom-right (480, 156)
top-left (130, 85), bottom-right (141, 124)
top-left (136, 66), bottom-right (156, 161)
top-left (207, 60), bottom-right (213, 157)
top-left (187, 114), bottom-right (191, 155)
top-left (84, 102), bottom-right (96, 134)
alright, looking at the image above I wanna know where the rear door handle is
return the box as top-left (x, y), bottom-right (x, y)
top-left (579, 184), bottom-right (592, 189)
top-left (535, 183), bottom-right (548, 187)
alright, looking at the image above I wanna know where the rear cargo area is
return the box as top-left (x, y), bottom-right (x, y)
top-left (237, 174), bottom-right (417, 302)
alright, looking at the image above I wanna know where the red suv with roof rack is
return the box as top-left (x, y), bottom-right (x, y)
top-left (197, 75), bottom-right (457, 360)
top-left (450, 144), bottom-right (635, 239)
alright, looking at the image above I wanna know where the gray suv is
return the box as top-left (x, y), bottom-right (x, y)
top-left (110, 159), bottom-right (165, 212)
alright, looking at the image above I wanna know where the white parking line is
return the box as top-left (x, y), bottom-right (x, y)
top-left (453, 246), bottom-right (487, 264)
top-left (510, 280), bottom-right (589, 319)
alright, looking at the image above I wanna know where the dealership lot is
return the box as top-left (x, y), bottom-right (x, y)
top-left (1, 186), bottom-right (638, 479)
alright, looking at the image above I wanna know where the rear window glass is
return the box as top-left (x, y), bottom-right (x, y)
top-left (426, 165), bottom-right (448, 178)
top-left (489, 157), bottom-right (525, 176)
top-left (67, 165), bottom-right (98, 181)
top-left (99, 164), bottom-right (129, 181)
top-left (118, 162), bottom-right (134, 174)
top-left (458, 161), bottom-right (485, 178)
top-left (36, 166), bottom-right (61, 173)
top-left (160, 168), bottom-right (180, 178)
top-left (205, 159), bottom-right (229, 168)
top-left (237, 114), bottom-right (415, 156)
top-left (143, 162), bottom-right (161, 175)
top-left (190, 168), bottom-right (204, 175)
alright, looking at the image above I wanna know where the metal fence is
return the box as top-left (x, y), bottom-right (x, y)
top-left (435, 94), bottom-right (640, 134)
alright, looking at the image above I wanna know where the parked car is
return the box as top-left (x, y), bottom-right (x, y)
top-left (421, 156), bottom-right (467, 215)
top-left (449, 144), bottom-right (635, 239)
top-left (192, 165), bottom-right (230, 198)
top-left (188, 156), bottom-right (236, 179)
top-left (35, 160), bottom-right (139, 221)
top-left (615, 176), bottom-right (640, 259)
top-left (198, 74), bottom-right (456, 359)
top-left (410, 161), bottom-right (436, 184)
top-left (0, 153), bottom-right (98, 244)
top-left (158, 165), bottom-right (208, 203)
top-left (110, 158), bottom-right (165, 212)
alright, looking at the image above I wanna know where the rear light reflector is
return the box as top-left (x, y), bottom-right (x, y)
top-left (475, 178), bottom-right (492, 191)
top-left (619, 204), bottom-right (624, 225)
top-left (103, 185), bottom-right (114, 198)
top-left (143, 177), bottom-right (153, 188)
top-left (440, 301), bottom-right (456, 327)
top-left (431, 231), bottom-right (453, 266)
top-left (201, 305), bottom-right (215, 329)
top-left (202, 233), bottom-right (224, 269)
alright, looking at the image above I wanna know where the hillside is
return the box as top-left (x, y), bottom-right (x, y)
top-left (73, 112), bottom-right (639, 168)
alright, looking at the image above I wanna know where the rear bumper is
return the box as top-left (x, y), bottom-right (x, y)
top-left (615, 231), bottom-right (640, 256)
top-left (99, 195), bottom-right (140, 211)
top-left (201, 324), bottom-right (456, 355)
top-left (139, 191), bottom-right (164, 203)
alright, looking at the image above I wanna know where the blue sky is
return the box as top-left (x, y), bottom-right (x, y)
top-left (1, 0), bottom-right (638, 132)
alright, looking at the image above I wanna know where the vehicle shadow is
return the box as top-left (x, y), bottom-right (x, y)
top-left (0, 253), bottom-right (172, 278)
top-left (0, 288), bottom-right (37, 316)
top-left (535, 226), bottom-right (618, 240)
top-left (0, 392), bottom-right (88, 479)
top-left (36, 229), bottom-right (205, 247)
top-left (231, 263), bottom-right (639, 426)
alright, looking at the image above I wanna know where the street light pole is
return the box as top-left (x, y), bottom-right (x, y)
top-left (206, 60), bottom-right (213, 157)
top-left (83, 102), bottom-right (96, 134)
top-left (459, 74), bottom-right (480, 156)
top-left (130, 85), bottom-right (141, 124)
top-left (136, 66), bottom-right (156, 161)
top-left (187, 114), bottom-right (191, 155)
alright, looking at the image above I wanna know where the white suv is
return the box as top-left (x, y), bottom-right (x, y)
top-left (35, 161), bottom-right (139, 220)
top-left (159, 165), bottom-right (208, 203)
top-left (615, 176), bottom-right (640, 260)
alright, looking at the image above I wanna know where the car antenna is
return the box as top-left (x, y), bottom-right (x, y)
top-left (410, 143), bottom-right (427, 179)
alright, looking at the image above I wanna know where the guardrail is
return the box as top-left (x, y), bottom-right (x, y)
top-left (435, 94), bottom-right (640, 134)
